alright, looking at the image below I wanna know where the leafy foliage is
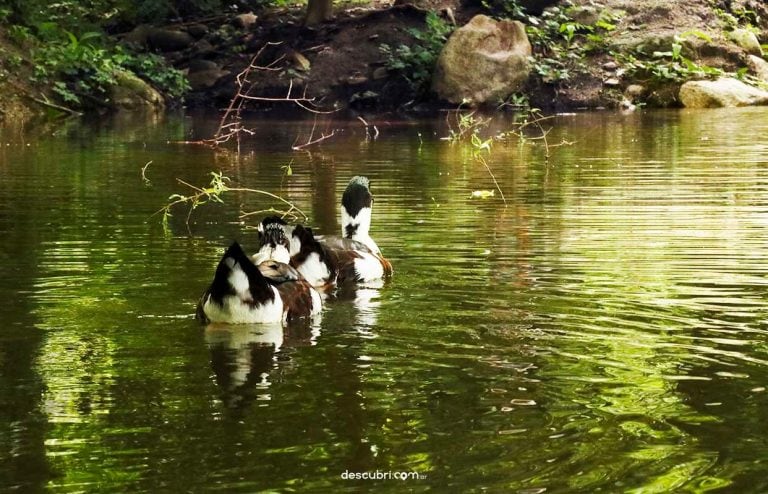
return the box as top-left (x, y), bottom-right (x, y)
top-left (3, 1), bottom-right (193, 109)
top-left (525, 6), bottom-right (620, 83)
top-left (123, 52), bottom-right (190, 100)
top-left (481, 0), bottom-right (526, 19)
top-left (379, 11), bottom-right (453, 95)
top-left (616, 31), bottom-right (725, 84)
top-left (6, 0), bottom-right (225, 27)
top-left (29, 25), bottom-right (188, 107)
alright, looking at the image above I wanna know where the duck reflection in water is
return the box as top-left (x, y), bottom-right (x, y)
top-left (205, 320), bottom-right (319, 408)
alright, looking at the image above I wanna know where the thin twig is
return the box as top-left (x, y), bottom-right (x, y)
top-left (141, 160), bottom-right (152, 184)
top-left (292, 130), bottom-right (337, 150)
top-left (151, 173), bottom-right (308, 228)
top-left (24, 93), bottom-right (82, 116)
top-left (478, 154), bottom-right (507, 207)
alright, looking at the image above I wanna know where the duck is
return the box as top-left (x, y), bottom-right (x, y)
top-left (338, 176), bottom-right (382, 255)
top-left (197, 241), bottom-right (322, 324)
top-left (252, 176), bottom-right (392, 287)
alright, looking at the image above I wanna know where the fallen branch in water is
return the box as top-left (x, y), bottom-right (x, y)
top-left (496, 110), bottom-right (574, 160)
top-left (292, 117), bottom-right (337, 150)
top-left (292, 129), bottom-right (336, 150)
top-left (152, 171), bottom-right (308, 231)
top-left (471, 133), bottom-right (507, 207)
top-left (357, 116), bottom-right (379, 140)
top-left (24, 92), bottom-right (82, 116)
top-left (140, 160), bottom-right (152, 185)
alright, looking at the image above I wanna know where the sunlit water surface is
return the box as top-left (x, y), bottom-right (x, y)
top-left (2, 108), bottom-right (768, 492)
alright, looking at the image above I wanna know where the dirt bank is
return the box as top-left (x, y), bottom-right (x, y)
top-left (172, 0), bottom-right (768, 113)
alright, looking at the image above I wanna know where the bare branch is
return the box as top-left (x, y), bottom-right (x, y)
top-left (292, 130), bottom-right (337, 150)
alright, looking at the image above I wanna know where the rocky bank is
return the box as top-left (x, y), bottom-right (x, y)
top-left (2, 0), bottom-right (768, 120)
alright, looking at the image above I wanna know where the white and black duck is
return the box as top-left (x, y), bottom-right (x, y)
top-left (197, 241), bottom-right (322, 324)
top-left (252, 176), bottom-right (392, 287)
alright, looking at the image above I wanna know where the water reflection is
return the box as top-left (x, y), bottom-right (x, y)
top-left (334, 283), bottom-right (384, 330)
top-left (204, 279), bottom-right (385, 409)
top-left (5, 108), bottom-right (768, 491)
top-left (205, 322), bottom-right (316, 408)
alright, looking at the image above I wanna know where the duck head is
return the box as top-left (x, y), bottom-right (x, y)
top-left (341, 176), bottom-right (380, 254)
top-left (290, 224), bottom-right (337, 286)
top-left (253, 216), bottom-right (296, 264)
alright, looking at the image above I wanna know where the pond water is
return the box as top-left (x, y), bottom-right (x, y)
top-left (2, 108), bottom-right (768, 492)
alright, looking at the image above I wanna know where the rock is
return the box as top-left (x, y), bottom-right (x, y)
top-left (347, 75), bottom-right (368, 85)
top-left (350, 90), bottom-right (379, 107)
top-left (433, 15), bottom-right (531, 106)
top-left (109, 71), bottom-right (164, 111)
top-left (188, 59), bottom-right (220, 72)
top-left (625, 84), bottom-right (645, 97)
top-left (372, 67), bottom-right (389, 80)
top-left (679, 78), bottom-right (768, 108)
top-left (748, 55), bottom-right (768, 83)
top-left (729, 28), bottom-right (762, 56)
top-left (604, 78), bottom-right (620, 86)
top-left (187, 69), bottom-right (228, 91)
top-left (602, 61), bottom-right (618, 71)
top-left (185, 24), bottom-right (209, 39)
top-left (122, 24), bottom-right (154, 48)
top-left (191, 39), bottom-right (215, 56)
top-left (569, 5), bottom-right (600, 26)
top-left (233, 12), bottom-right (258, 30)
top-left (518, 0), bottom-right (559, 15)
top-left (186, 59), bottom-right (229, 90)
top-left (289, 50), bottom-right (311, 72)
top-left (148, 29), bottom-right (195, 52)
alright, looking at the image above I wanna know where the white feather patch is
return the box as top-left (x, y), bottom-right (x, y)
top-left (353, 252), bottom-right (385, 282)
top-left (203, 285), bottom-right (285, 324)
top-left (309, 287), bottom-right (323, 315)
top-left (297, 251), bottom-right (332, 286)
top-left (252, 244), bottom-right (291, 264)
top-left (341, 205), bottom-right (379, 254)
top-left (288, 233), bottom-right (302, 257)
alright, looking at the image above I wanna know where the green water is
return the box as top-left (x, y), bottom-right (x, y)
top-left (3, 108), bottom-right (768, 492)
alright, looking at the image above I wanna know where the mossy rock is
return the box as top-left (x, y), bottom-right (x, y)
top-left (109, 71), bottom-right (165, 111)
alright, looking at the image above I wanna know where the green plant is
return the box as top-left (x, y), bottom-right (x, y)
top-left (503, 92), bottom-right (530, 109)
top-left (29, 23), bottom-right (188, 107)
top-left (617, 31), bottom-right (725, 84)
top-left (8, 24), bottom-right (32, 45)
top-left (482, 0), bottom-right (526, 19)
top-left (379, 11), bottom-right (453, 94)
top-left (6, 0), bottom-right (224, 28)
top-left (526, 6), bottom-right (620, 84)
top-left (1, 49), bottom-right (23, 70)
top-left (32, 29), bottom-right (118, 105)
top-left (156, 172), bottom-right (308, 231)
top-left (122, 51), bottom-right (190, 100)
top-left (447, 109), bottom-right (491, 142)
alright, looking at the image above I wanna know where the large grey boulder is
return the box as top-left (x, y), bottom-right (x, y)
top-left (679, 78), bottom-right (768, 108)
top-left (432, 15), bottom-right (531, 106)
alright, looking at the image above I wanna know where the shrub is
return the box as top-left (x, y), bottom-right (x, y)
top-left (32, 25), bottom-right (188, 107)
top-left (379, 11), bottom-right (454, 95)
